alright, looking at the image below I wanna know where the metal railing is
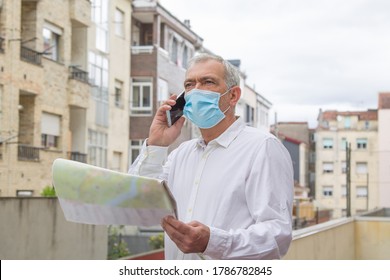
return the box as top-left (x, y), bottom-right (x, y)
top-left (18, 145), bottom-right (40, 161)
top-left (0, 37), bottom-right (4, 53)
top-left (20, 46), bottom-right (42, 65)
top-left (68, 151), bottom-right (87, 163)
top-left (69, 66), bottom-right (89, 83)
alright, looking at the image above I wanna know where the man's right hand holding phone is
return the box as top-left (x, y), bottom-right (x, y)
top-left (147, 94), bottom-right (185, 147)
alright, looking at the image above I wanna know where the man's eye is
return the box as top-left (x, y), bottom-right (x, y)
top-left (205, 80), bottom-right (215, 85)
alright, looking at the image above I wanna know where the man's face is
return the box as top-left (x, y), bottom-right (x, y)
top-left (183, 60), bottom-right (227, 93)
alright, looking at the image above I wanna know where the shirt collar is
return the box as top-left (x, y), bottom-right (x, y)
top-left (196, 117), bottom-right (246, 149)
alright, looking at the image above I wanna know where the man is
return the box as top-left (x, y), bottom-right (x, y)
top-left (129, 53), bottom-right (294, 260)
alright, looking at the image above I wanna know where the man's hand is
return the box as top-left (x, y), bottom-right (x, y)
top-left (147, 95), bottom-right (185, 147)
top-left (161, 216), bottom-right (210, 254)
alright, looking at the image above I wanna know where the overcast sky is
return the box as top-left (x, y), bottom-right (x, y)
top-left (160, 0), bottom-right (390, 127)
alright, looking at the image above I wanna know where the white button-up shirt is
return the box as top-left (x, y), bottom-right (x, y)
top-left (129, 118), bottom-right (294, 260)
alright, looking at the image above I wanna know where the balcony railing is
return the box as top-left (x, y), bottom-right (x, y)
top-left (69, 66), bottom-right (89, 83)
top-left (18, 145), bottom-right (40, 161)
top-left (20, 46), bottom-right (42, 65)
top-left (0, 37), bottom-right (4, 53)
top-left (68, 151), bottom-right (87, 163)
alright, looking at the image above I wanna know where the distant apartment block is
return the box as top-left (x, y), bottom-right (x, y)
top-left (315, 109), bottom-right (379, 218)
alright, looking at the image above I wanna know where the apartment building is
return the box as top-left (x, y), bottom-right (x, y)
top-left (128, 0), bottom-right (204, 161)
top-left (315, 109), bottom-right (379, 218)
top-left (0, 0), bottom-right (131, 196)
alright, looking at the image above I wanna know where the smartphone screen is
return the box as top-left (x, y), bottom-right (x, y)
top-left (166, 91), bottom-right (186, 127)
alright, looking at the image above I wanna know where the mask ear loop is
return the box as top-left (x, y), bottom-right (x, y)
top-left (220, 87), bottom-right (233, 113)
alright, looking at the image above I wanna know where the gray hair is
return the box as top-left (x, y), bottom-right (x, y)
top-left (187, 53), bottom-right (240, 89)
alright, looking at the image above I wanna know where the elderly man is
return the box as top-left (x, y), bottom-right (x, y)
top-left (129, 53), bottom-right (293, 260)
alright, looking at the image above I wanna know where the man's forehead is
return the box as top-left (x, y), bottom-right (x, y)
top-left (186, 60), bottom-right (224, 79)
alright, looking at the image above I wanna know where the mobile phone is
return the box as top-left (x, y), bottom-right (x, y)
top-left (166, 91), bottom-right (186, 127)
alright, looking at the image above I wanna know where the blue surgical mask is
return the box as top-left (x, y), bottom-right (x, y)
top-left (183, 88), bottom-right (231, 129)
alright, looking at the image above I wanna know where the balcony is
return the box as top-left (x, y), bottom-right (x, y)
top-left (18, 145), bottom-right (40, 161)
top-left (68, 151), bottom-right (87, 163)
top-left (69, 0), bottom-right (91, 27)
top-left (69, 66), bottom-right (89, 84)
top-left (20, 46), bottom-right (42, 66)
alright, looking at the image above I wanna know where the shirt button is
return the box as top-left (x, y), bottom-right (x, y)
top-left (188, 208), bottom-right (192, 213)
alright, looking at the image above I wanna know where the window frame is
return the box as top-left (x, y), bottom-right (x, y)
top-left (130, 80), bottom-right (153, 116)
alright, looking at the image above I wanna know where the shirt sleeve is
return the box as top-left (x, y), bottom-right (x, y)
top-left (128, 139), bottom-right (170, 181)
top-left (203, 137), bottom-right (294, 259)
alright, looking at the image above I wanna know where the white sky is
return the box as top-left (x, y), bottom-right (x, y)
top-left (159, 0), bottom-right (390, 127)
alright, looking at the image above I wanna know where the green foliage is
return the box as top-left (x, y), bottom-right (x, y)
top-left (149, 233), bottom-right (164, 250)
top-left (107, 225), bottom-right (130, 260)
top-left (41, 185), bottom-right (57, 197)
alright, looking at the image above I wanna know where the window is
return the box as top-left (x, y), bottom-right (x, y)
top-left (88, 129), bottom-right (107, 168)
top-left (356, 186), bottom-right (368, 198)
top-left (341, 138), bottom-right (347, 150)
top-left (115, 8), bottom-right (125, 38)
top-left (323, 162), bottom-right (334, 173)
top-left (245, 104), bottom-right (254, 126)
top-left (356, 162), bottom-right (367, 174)
top-left (323, 186), bottom-right (333, 197)
top-left (89, 51), bottom-right (109, 126)
top-left (114, 80), bottom-right (123, 108)
top-left (182, 45), bottom-right (189, 69)
top-left (341, 161), bottom-right (347, 174)
top-left (341, 185), bottom-right (347, 197)
top-left (357, 138), bottom-right (367, 149)
top-left (43, 22), bottom-right (62, 61)
top-left (322, 138), bottom-right (333, 149)
top-left (41, 112), bottom-right (60, 148)
top-left (16, 190), bottom-right (33, 197)
top-left (171, 37), bottom-right (178, 64)
top-left (129, 139), bottom-right (143, 165)
top-left (92, 0), bottom-right (108, 52)
top-left (364, 121), bottom-right (370, 130)
top-left (131, 79), bottom-right (152, 115)
top-left (157, 78), bottom-right (168, 104)
top-left (344, 116), bottom-right (351, 129)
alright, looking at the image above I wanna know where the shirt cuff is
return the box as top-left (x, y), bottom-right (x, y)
top-left (202, 226), bottom-right (232, 259)
top-left (143, 144), bottom-right (169, 165)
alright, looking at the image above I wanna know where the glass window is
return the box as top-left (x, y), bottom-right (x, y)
top-left (88, 129), bottom-right (107, 168)
top-left (171, 37), bottom-right (178, 64)
top-left (115, 80), bottom-right (123, 108)
top-left (41, 112), bottom-right (60, 148)
top-left (341, 185), bottom-right (347, 197)
top-left (341, 161), bottom-right (347, 173)
top-left (182, 45), bottom-right (188, 69)
top-left (130, 79), bottom-right (153, 115)
top-left (356, 186), bottom-right (368, 197)
top-left (322, 138), bottom-right (333, 149)
top-left (43, 24), bottom-right (62, 61)
top-left (356, 162), bottom-right (367, 174)
top-left (115, 8), bottom-right (125, 38)
top-left (89, 51), bottom-right (109, 126)
top-left (344, 116), bottom-right (351, 129)
top-left (323, 186), bottom-right (333, 197)
top-left (323, 162), bottom-right (334, 173)
top-left (92, 0), bottom-right (108, 52)
top-left (129, 139), bottom-right (143, 165)
top-left (341, 138), bottom-right (347, 150)
top-left (357, 138), bottom-right (367, 149)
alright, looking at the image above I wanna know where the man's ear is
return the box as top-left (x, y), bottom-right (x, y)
top-left (230, 86), bottom-right (241, 106)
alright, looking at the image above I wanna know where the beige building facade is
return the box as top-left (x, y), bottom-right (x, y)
top-left (315, 110), bottom-right (379, 218)
top-left (0, 0), bottom-right (131, 197)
